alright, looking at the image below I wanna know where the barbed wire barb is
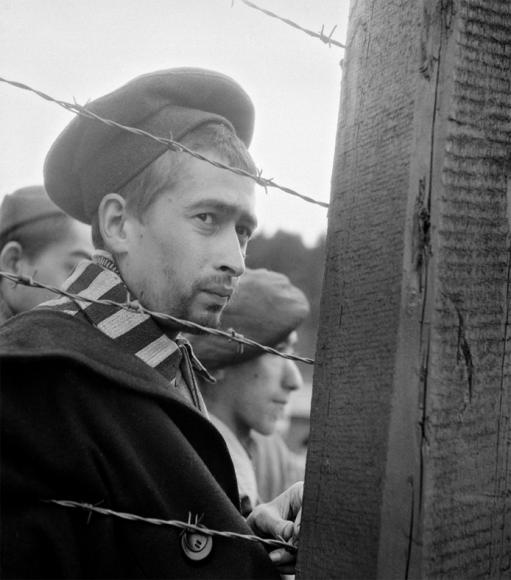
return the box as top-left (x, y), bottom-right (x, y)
top-left (237, 0), bottom-right (346, 49)
top-left (0, 270), bottom-right (314, 365)
top-left (0, 75), bottom-right (329, 210)
top-left (325, 25), bottom-right (339, 48)
top-left (44, 499), bottom-right (297, 553)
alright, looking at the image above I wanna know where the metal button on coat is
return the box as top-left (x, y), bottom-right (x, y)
top-left (180, 527), bottom-right (213, 561)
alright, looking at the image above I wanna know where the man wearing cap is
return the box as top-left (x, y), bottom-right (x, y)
top-left (0, 69), bottom-right (300, 578)
top-left (0, 185), bottom-right (91, 322)
top-left (191, 268), bottom-right (309, 515)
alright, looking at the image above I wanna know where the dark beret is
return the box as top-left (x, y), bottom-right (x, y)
top-left (44, 67), bottom-right (255, 224)
top-left (189, 268), bottom-right (310, 370)
top-left (0, 185), bottom-right (65, 240)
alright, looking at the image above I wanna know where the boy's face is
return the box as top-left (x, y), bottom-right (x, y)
top-left (121, 151), bottom-right (257, 328)
top-left (12, 221), bottom-right (92, 313)
top-left (227, 333), bottom-right (303, 436)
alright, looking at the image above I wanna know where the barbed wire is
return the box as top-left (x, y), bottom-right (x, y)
top-left (0, 76), bottom-right (329, 210)
top-left (0, 270), bottom-right (314, 365)
top-left (44, 499), bottom-right (297, 553)
top-left (237, 0), bottom-right (346, 49)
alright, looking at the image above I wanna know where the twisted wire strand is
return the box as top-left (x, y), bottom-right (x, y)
top-left (44, 499), bottom-right (297, 553)
top-left (238, 0), bottom-right (346, 49)
top-left (0, 270), bottom-right (314, 365)
top-left (0, 76), bottom-right (329, 210)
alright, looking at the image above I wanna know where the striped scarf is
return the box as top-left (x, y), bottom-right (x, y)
top-left (39, 251), bottom-right (211, 414)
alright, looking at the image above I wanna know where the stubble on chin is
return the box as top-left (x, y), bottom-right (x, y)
top-left (176, 299), bottom-right (223, 329)
top-left (176, 285), bottom-right (229, 329)
top-left (195, 306), bottom-right (223, 329)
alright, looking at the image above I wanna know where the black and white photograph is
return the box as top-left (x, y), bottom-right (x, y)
top-left (0, 1), bottom-right (509, 578)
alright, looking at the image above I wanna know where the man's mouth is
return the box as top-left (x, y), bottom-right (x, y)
top-left (202, 287), bottom-right (234, 300)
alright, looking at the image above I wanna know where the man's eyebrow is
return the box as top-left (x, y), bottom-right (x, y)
top-left (243, 212), bottom-right (258, 232)
top-left (187, 199), bottom-right (258, 230)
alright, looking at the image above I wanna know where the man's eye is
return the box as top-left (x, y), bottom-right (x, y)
top-left (197, 213), bottom-right (214, 224)
top-left (236, 225), bottom-right (252, 239)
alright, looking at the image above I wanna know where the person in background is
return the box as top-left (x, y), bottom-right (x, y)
top-left (0, 185), bottom-right (92, 322)
top-left (191, 268), bottom-right (310, 514)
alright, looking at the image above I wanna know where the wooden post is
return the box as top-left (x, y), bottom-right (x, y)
top-left (298, 0), bottom-right (511, 578)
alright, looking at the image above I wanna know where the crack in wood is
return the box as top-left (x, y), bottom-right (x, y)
top-left (443, 292), bottom-right (475, 405)
top-left (454, 301), bottom-right (475, 404)
top-left (413, 177), bottom-right (432, 294)
top-left (440, 0), bottom-right (455, 30)
top-left (405, 476), bottom-right (415, 580)
top-left (418, 335), bottom-right (431, 519)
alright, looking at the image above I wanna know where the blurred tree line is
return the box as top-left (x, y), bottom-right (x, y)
top-left (246, 230), bottom-right (326, 383)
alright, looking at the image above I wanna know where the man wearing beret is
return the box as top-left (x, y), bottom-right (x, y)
top-left (0, 69), bottom-right (300, 578)
top-left (191, 268), bottom-right (309, 515)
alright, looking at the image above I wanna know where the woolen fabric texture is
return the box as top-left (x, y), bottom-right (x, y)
top-left (0, 311), bottom-right (279, 579)
top-left (44, 67), bottom-right (255, 223)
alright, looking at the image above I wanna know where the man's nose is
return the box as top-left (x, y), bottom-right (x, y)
top-left (217, 228), bottom-right (245, 277)
top-left (282, 360), bottom-right (303, 392)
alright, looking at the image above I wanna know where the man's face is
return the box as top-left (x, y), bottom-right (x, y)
top-left (228, 333), bottom-right (303, 436)
top-left (121, 151), bottom-right (257, 328)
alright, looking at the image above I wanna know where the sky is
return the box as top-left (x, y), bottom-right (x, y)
top-left (0, 0), bottom-right (349, 245)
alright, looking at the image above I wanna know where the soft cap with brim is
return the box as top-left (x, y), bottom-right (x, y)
top-left (44, 67), bottom-right (255, 224)
top-left (0, 185), bottom-right (65, 240)
top-left (190, 268), bottom-right (310, 370)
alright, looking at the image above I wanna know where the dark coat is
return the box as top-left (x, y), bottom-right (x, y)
top-left (0, 310), bottom-right (279, 579)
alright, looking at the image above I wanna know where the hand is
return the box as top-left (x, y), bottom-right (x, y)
top-left (246, 481), bottom-right (303, 574)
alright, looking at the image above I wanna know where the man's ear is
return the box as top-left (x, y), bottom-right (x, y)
top-left (0, 241), bottom-right (24, 274)
top-left (98, 194), bottom-right (130, 254)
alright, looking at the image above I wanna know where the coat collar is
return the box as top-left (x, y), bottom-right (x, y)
top-left (0, 309), bottom-right (196, 406)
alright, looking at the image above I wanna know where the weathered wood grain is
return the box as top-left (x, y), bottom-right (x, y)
top-left (298, 1), bottom-right (511, 578)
